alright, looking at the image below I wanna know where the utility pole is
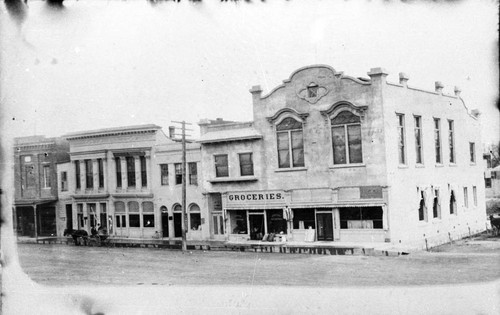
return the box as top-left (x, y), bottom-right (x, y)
top-left (171, 121), bottom-right (192, 252)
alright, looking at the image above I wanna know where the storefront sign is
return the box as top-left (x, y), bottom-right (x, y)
top-left (360, 186), bottom-right (383, 199)
top-left (227, 191), bottom-right (286, 204)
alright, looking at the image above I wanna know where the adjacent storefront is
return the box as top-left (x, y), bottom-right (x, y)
top-left (220, 186), bottom-right (388, 243)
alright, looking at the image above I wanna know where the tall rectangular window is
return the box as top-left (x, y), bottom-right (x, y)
top-left (434, 118), bottom-right (442, 164)
top-left (85, 159), bottom-right (93, 189)
top-left (61, 171), bottom-right (67, 191)
top-left (448, 120), bottom-right (455, 163)
top-left (397, 114), bottom-right (406, 164)
top-left (214, 155), bottom-right (229, 177)
top-left (331, 111), bottom-right (363, 165)
top-left (189, 162), bottom-right (198, 185)
top-left (432, 188), bottom-right (441, 219)
top-left (239, 153), bottom-right (254, 176)
top-left (485, 178), bottom-right (492, 188)
top-left (160, 164), bottom-right (168, 185)
top-left (414, 116), bottom-right (423, 164)
top-left (463, 187), bottom-right (469, 208)
top-left (175, 163), bottom-right (183, 184)
top-left (126, 157), bottom-right (135, 187)
top-left (98, 158), bottom-right (104, 188)
top-left (473, 186), bottom-right (477, 206)
top-left (469, 142), bottom-right (476, 163)
top-left (115, 157), bottom-right (122, 188)
top-left (276, 117), bottom-right (305, 168)
top-left (140, 156), bottom-right (147, 187)
top-left (42, 165), bottom-right (51, 188)
top-left (75, 160), bottom-right (81, 189)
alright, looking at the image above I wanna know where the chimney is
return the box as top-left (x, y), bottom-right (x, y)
top-left (435, 81), bottom-right (444, 94)
top-left (367, 67), bottom-right (389, 84)
top-left (168, 126), bottom-right (175, 139)
top-left (454, 86), bottom-right (461, 97)
top-left (399, 72), bottom-right (409, 87)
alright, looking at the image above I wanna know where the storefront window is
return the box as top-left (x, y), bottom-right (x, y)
top-left (293, 209), bottom-right (315, 229)
top-left (189, 204), bottom-right (201, 230)
top-left (142, 201), bottom-right (154, 228)
top-left (230, 211), bottom-right (247, 234)
top-left (128, 201), bottom-right (140, 227)
top-left (266, 209), bottom-right (286, 234)
top-left (115, 201), bottom-right (126, 228)
top-left (339, 207), bottom-right (383, 229)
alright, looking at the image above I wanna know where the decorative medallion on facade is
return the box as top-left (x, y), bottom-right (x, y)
top-left (296, 81), bottom-right (329, 104)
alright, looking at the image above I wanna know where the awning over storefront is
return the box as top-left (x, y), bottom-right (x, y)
top-left (14, 199), bottom-right (57, 207)
top-left (288, 203), bottom-right (385, 209)
top-left (198, 128), bottom-right (263, 144)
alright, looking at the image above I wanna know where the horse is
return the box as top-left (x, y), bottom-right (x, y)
top-left (490, 215), bottom-right (500, 236)
top-left (63, 228), bottom-right (89, 246)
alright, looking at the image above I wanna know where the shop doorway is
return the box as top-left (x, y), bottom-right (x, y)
top-left (162, 213), bottom-right (169, 238)
top-left (65, 204), bottom-right (73, 230)
top-left (316, 212), bottom-right (334, 241)
top-left (173, 213), bottom-right (182, 237)
top-left (249, 213), bottom-right (265, 240)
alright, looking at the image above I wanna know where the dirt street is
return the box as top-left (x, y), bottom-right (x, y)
top-left (15, 235), bottom-right (500, 287)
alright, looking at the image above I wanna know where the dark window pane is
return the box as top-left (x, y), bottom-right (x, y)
top-left (339, 207), bottom-right (382, 229)
top-left (277, 132), bottom-right (290, 168)
top-left (143, 214), bottom-right (154, 227)
top-left (347, 124), bottom-right (363, 163)
top-left (85, 160), bottom-right (93, 189)
top-left (190, 213), bottom-right (201, 230)
top-left (175, 163), bottom-right (183, 184)
top-left (75, 161), bottom-right (81, 189)
top-left (332, 126), bottom-right (346, 164)
top-left (98, 159), bottom-right (104, 188)
top-left (126, 157), bottom-right (135, 187)
top-left (292, 209), bottom-right (315, 229)
top-left (115, 158), bottom-right (122, 188)
top-left (215, 155), bottom-right (228, 177)
top-left (140, 156), bottom-right (147, 187)
top-left (189, 162), bottom-right (198, 185)
top-left (291, 130), bottom-right (304, 167)
top-left (239, 153), bottom-right (254, 176)
top-left (129, 214), bottom-right (140, 227)
top-left (160, 164), bottom-right (168, 185)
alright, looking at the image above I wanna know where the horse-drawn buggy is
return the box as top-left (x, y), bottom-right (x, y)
top-left (63, 228), bottom-right (111, 247)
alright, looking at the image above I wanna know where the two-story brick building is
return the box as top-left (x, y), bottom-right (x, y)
top-left (199, 65), bottom-right (487, 249)
top-left (13, 136), bottom-right (69, 238)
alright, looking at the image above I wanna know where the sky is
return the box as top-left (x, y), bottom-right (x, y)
top-left (1, 0), bottom-right (498, 146)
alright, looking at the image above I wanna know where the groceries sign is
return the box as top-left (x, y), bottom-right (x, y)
top-left (227, 191), bottom-right (286, 205)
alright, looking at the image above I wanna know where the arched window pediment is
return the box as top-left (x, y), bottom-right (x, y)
top-left (321, 101), bottom-right (368, 121)
top-left (266, 108), bottom-right (309, 126)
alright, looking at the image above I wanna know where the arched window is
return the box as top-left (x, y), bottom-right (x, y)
top-left (114, 201), bottom-right (126, 228)
top-left (189, 203), bottom-right (201, 231)
top-left (173, 204), bottom-right (182, 212)
top-left (331, 111), bottom-right (363, 164)
top-left (142, 202), bottom-right (154, 228)
top-left (128, 201), bottom-right (140, 227)
top-left (160, 206), bottom-right (168, 214)
top-left (276, 117), bottom-right (304, 168)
